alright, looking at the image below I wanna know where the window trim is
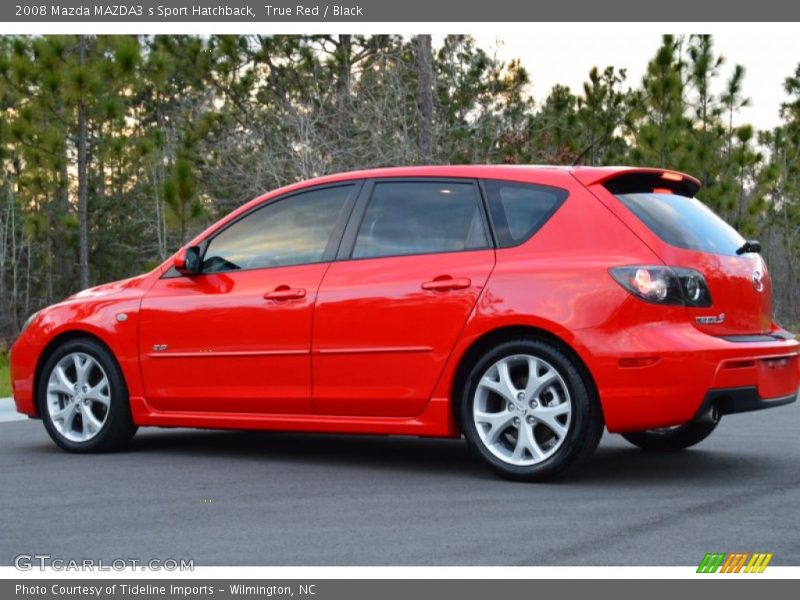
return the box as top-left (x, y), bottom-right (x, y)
top-left (162, 181), bottom-right (362, 278)
top-left (336, 177), bottom-right (495, 262)
top-left (479, 178), bottom-right (570, 249)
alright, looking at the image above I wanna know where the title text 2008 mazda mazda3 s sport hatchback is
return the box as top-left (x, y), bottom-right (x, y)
top-left (9, 165), bottom-right (800, 481)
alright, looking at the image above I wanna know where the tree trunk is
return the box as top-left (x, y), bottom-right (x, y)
top-left (333, 35), bottom-right (352, 171)
top-left (0, 182), bottom-right (12, 330)
top-left (415, 35), bottom-right (434, 164)
top-left (77, 35), bottom-right (90, 290)
top-left (9, 164), bottom-right (20, 329)
top-left (44, 193), bottom-right (53, 304)
top-left (56, 155), bottom-right (70, 298)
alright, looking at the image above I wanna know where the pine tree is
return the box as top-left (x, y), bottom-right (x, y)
top-left (629, 35), bottom-right (689, 169)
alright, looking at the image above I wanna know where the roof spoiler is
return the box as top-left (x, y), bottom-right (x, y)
top-left (571, 167), bottom-right (702, 198)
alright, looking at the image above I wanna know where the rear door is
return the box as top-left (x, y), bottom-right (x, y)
top-left (586, 170), bottom-right (772, 336)
top-left (311, 178), bottom-right (496, 417)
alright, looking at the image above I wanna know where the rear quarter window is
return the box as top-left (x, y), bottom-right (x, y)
top-left (482, 180), bottom-right (568, 247)
top-left (615, 192), bottom-right (745, 256)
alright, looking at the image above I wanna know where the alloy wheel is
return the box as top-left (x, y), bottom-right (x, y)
top-left (46, 352), bottom-right (111, 443)
top-left (472, 354), bottom-right (572, 466)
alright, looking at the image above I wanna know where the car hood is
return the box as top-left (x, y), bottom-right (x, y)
top-left (67, 273), bottom-right (153, 301)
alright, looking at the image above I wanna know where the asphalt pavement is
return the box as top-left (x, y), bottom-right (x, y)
top-left (1, 397), bottom-right (798, 566)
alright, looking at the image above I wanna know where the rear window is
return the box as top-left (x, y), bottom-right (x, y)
top-left (615, 193), bottom-right (745, 256)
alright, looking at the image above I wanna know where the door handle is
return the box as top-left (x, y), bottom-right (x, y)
top-left (421, 276), bottom-right (472, 292)
top-left (264, 286), bottom-right (307, 301)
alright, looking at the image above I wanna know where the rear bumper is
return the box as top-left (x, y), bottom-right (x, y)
top-left (703, 385), bottom-right (798, 417)
top-left (573, 322), bottom-right (800, 432)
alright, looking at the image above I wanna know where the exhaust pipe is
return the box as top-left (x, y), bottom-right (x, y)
top-left (697, 402), bottom-right (720, 425)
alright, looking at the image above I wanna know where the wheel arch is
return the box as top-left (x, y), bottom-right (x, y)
top-left (450, 324), bottom-right (603, 431)
top-left (32, 330), bottom-right (128, 418)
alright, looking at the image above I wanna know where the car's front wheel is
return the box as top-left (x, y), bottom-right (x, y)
top-left (38, 338), bottom-right (137, 452)
top-left (460, 339), bottom-right (604, 482)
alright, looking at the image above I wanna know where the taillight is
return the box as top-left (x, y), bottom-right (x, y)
top-left (610, 266), bottom-right (712, 307)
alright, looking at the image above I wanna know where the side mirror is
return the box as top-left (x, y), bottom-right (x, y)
top-left (174, 246), bottom-right (201, 276)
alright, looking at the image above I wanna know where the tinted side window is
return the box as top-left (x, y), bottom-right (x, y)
top-left (615, 192), bottom-right (745, 256)
top-left (352, 181), bottom-right (489, 259)
top-left (202, 185), bottom-right (352, 273)
top-left (483, 180), bottom-right (568, 247)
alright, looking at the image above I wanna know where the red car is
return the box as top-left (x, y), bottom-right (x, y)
top-left (9, 165), bottom-right (800, 481)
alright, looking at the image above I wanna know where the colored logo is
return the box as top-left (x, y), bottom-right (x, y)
top-left (697, 552), bottom-right (773, 573)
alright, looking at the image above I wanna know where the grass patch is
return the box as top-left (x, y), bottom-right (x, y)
top-left (0, 352), bottom-right (10, 398)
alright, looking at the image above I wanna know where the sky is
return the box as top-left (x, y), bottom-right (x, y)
top-left (472, 31), bottom-right (799, 132)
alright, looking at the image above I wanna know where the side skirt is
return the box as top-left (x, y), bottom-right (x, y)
top-left (128, 396), bottom-right (460, 438)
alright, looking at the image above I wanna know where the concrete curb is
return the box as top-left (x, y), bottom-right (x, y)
top-left (0, 397), bottom-right (27, 423)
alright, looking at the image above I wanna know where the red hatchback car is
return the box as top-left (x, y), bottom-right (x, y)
top-left (9, 165), bottom-right (800, 480)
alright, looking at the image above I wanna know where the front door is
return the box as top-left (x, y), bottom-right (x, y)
top-left (139, 183), bottom-right (357, 414)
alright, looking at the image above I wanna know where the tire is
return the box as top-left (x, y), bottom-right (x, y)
top-left (38, 337), bottom-right (137, 452)
top-left (621, 420), bottom-right (718, 452)
top-left (459, 338), bottom-right (604, 482)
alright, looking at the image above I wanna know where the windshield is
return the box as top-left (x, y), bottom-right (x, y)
top-left (615, 193), bottom-right (745, 256)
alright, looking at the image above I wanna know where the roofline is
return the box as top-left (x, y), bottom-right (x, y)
top-left (181, 164), bottom-right (702, 251)
top-left (236, 164), bottom-right (701, 192)
top-left (292, 164), bottom-right (703, 190)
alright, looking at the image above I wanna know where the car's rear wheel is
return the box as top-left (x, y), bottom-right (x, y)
top-left (460, 338), bottom-right (604, 482)
top-left (38, 338), bottom-right (137, 452)
top-left (621, 420), bottom-right (718, 452)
